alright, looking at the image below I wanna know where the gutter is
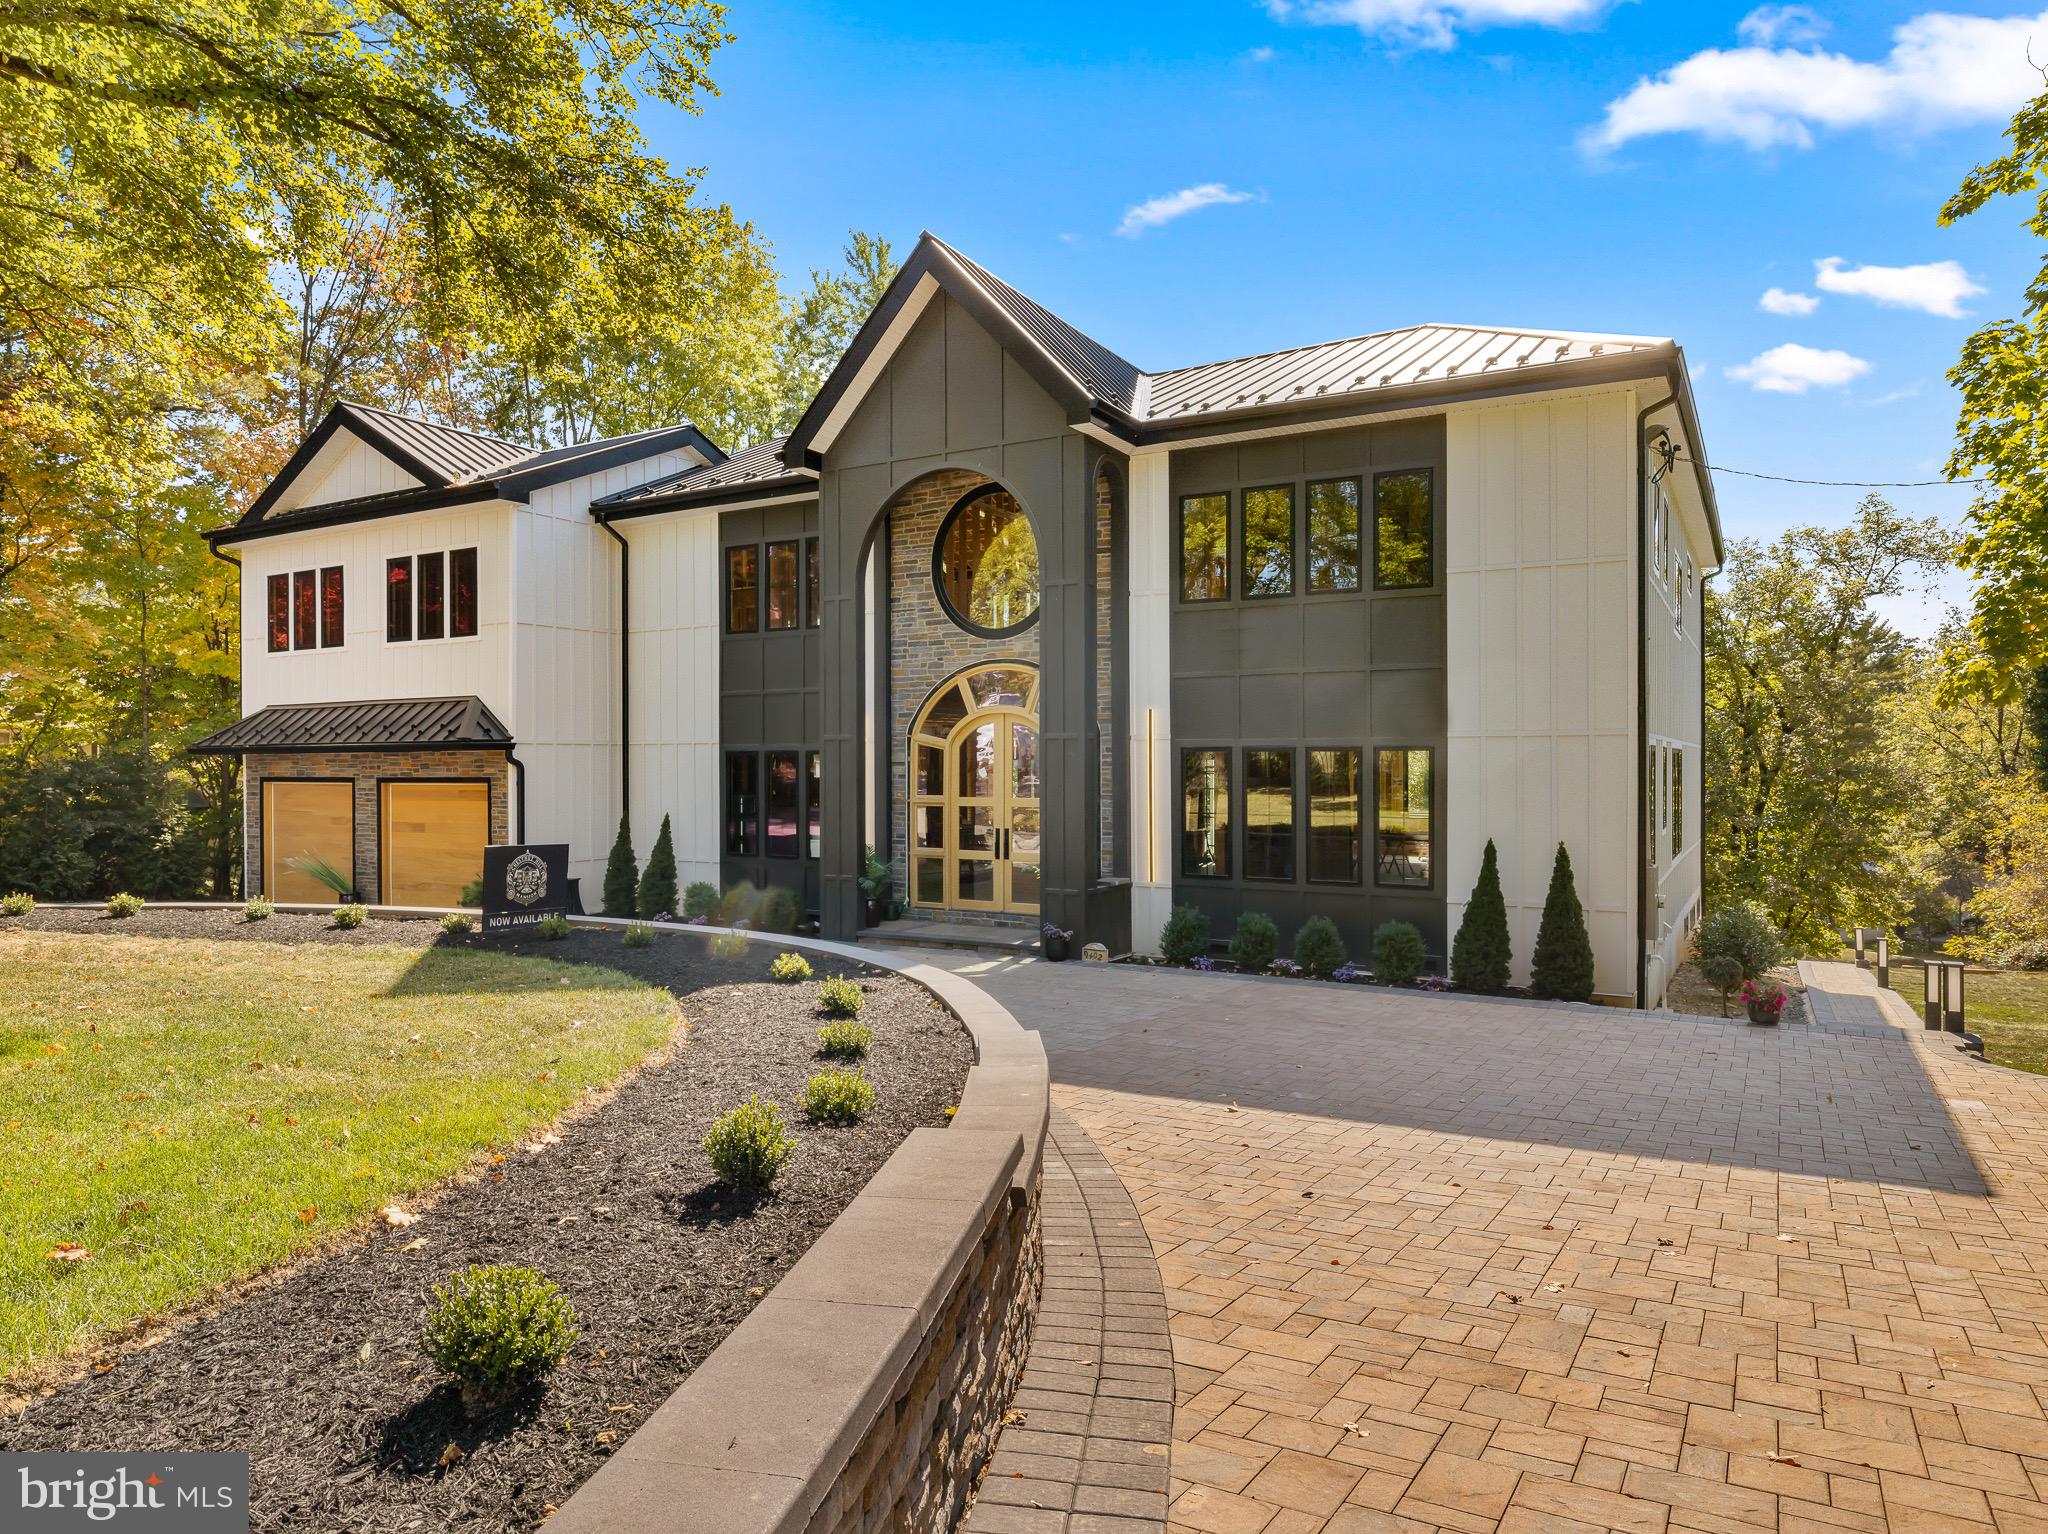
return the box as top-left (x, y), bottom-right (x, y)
top-left (598, 518), bottom-right (631, 833)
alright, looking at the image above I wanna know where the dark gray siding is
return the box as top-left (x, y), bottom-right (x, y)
top-left (1168, 417), bottom-right (1448, 960)
top-left (719, 500), bottom-right (823, 914)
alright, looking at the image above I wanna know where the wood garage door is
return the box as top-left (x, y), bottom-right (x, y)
top-left (264, 780), bottom-right (355, 903)
top-left (380, 781), bottom-right (489, 907)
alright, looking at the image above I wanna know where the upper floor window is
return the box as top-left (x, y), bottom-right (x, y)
top-left (1374, 470), bottom-right (1433, 590)
top-left (1241, 486), bottom-right (1295, 599)
top-left (806, 537), bottom-right (821, 628)
top-left (268, 566), bottom-right (344, 652)
top-left (1307, 478), bottom-right (1362, 592)
top-left (765, 539), bottom-right (800, 631)
top-left (386, 548), bottom-right (477, 643)
top-left (1178, 493), bottom-right (1229, 602)
top-left (725, 545), bottom-right (758, 633)
top-left (936, 486), bottom-right (1039, 636)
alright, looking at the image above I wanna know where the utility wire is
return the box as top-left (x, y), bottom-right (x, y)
top-left (1670, 446), bottom-right (1983, 490)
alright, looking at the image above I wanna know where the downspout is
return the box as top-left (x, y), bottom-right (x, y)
top-left (1635, 387), bottom-right (1676, 1009)
top-left (598, 516), bottom-right (631, 832)
top-left (206, 541), bottom-right (246, 897)
top-left (508, 751), bottom-right (527, 842)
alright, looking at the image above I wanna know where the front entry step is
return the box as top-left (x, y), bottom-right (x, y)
top-left (856, 918), bottom-right (1039, 958)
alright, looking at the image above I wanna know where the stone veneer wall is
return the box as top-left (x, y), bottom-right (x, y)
top-left (244, 749), bottom-right (510, 902)
top-left (886, 469), bottom-right (1040, 917)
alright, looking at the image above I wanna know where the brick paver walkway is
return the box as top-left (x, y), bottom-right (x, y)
top-left (922, 953), bottom-right (2048, 1534)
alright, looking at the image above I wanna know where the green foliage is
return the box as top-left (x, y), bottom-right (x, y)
top-left (770, 951), bottom-right (813, 983)
top-left (0, 755), bottom-right (226, 901)
top-left (708, 929), bottom-right (749, 959)
top-left (105, 892), bottom-right (144, 918)
top-left (714, 882), bottom-right (761, 925)
top-left (622, 922), bottom-right (655, 949)
top-left (1228, 912), bottom-right (1278, 972)
top-left (758, 887), bottom-right (800, 934)
top-left (2028, 666), bottom-right (2048, 794)
top-left (243, 897), bottom-right (274, 922)
top-left (801, 1068), bottom-right (875, 1126)
top-left (3, 893), bottom-right (35, 917)
top-left (459, 879), bottom-right (484, 908)
top-left (1706, 498), bottom-right (1947, 952)
top-left (682, 881), bottom-right (719, 919)
top-left (1159, 905), bottom-right (1212, 965)
top-left (1293, 916), bottom-right (1348, 979)
top-left (332, 903), bottom-right (368, 930)
top-left (1371, 922), bottom-right (1425, 986)
top-left (637, 814), bottom-right (678, 919)
top-left (1693, 903), bottom-right (1784, 1014)
top-left (420, 1264), bottom-right (578, 1406)
top-left (858, 846), bottom-right (892, 900)
top-left (535, 914), bottom-right (572, 941)
top-left (818, 976), bottom-right (864, 1017)
top-left (602, 816), bottom-right (639, 918)
top-left (816, 1021), bottom-right (872, 1059)
top-left (703, 1095), bottom-right (795, 1190)
top-left (1450, 839), bottom-right (1513, 994)
top-left (291, 853), bottom-right (355, 900)
top-left (440, 911), bottom-right (474, 935)
top-left (1529, 845), bottom-right (1595, 1003)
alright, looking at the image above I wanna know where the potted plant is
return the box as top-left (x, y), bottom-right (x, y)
top-left (1741, 979), bottom-right (1787, 1026)
top-left (1041, 921), bottom-right (1072, 962)
top-left (858, 846), bottom-right (892, 927)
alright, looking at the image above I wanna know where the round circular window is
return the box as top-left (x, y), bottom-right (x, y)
top-left (933, 486), bottom-right (1039, 637)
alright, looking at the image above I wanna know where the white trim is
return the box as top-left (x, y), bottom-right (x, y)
top-left (807, 273), bottom-right (943, 457)
top-left (1125, 452), bottom-right (1174, 954)
top-left (606, 489), bottom-right (819, 524)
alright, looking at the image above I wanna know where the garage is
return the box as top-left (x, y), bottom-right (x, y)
top-left (380, 780), bottom-right (489, 907)
top-left (263, 780), bottom-right (356, 902)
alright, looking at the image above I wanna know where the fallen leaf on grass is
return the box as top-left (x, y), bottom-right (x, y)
top-left (46, 1243), bottom-right (90, 1263)
top-left (379, 1205), bottom-right (417, 1229)
top-left (297, 1206), bottom-right (318, 1223)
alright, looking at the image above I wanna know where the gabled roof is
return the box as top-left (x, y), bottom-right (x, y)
top-left (593, 436), bottom-right (814, 519)
top-left (942, 242), bottom-right (1143, 415)
top-left (213, 404), bottom-right (726, 547)
top-left (188, 696), bottom-right (512, 755)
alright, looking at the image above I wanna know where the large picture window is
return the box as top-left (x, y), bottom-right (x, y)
top-left (1307, 478), bottom-right (1362, 592)
top-left (1244, 748), bottom-right (1296, 881)
top-left (765, 540), bottom-right (799, 631)
top-left (935, 486), bottom-right (1039, 636)
top-left (1181, 748), bottom-right (1231, 879)
top-left (725, 545), bottom-right (758, 633)
top-left (1178, 493), bottom-right (1229, 602)
top-left (1374, 748), bottom-right (1433, 887)
top-left (1307, 748), bottom-right (1362, 883)
top-left (267, 573), bottom-right (290, 653)
top-left (1241, 486), bottom-right (1295, 599)
top-left (765, 751), bottom-right (800, 858)
top-left (725, 752), bottom-right (758, 857)
top-left (1374, 469), bottom-right (1434, 590)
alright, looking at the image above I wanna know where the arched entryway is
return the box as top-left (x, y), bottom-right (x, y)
top-left (907, 662), bottom-right (1041, 915)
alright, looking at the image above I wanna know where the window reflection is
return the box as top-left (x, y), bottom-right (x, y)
top-left (1242, 486), bottom-right (1294, 598)
top-left (1374, 748), bottom-right (1432, 887)
top-left (1308, 749), bottom-right (1361, 883)
top-left (1179, 494), bottom-right (1229, 602)
top-left (1181, 749), bottom-right (1231, 878)
top-left (1244, 749), bottom-right (1295, 880)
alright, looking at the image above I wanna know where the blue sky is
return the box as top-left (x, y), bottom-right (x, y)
top-left (649, 0), bottom-right (2043, 634)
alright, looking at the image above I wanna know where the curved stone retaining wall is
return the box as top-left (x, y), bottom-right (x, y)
top-left (550, 921), bottom-right (1050, 1534)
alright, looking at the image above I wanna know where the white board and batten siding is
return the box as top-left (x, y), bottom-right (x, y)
top-left (618, 506), bottom-right (724, 895)
top-left (271, 429), bottom-right (422, 515)
top-left (1445, 387), bottom-right (1639, 1001)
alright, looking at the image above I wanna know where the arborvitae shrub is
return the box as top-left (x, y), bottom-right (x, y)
top-left (636, 814), bottom-right (678, 918)
top-left (1228, 912), bottom-right (1278, 971)
top-left (682, 881), bottom-right (719, 920)
top-left (1450, 839), bottom-right (1512, 995)
top-left (601, 815), bottom-right (639, 917)
top-left (1372, 922), bottom-right (1426, 986)
top-left (759, 887), bottom-right (800, 934)
top-left (1293, 916), bottom-right (1347, 978)
top-left (1529, 842), bottom-right (1596, 1003)
top-left (1159, 905), bottom-right (1211, 965)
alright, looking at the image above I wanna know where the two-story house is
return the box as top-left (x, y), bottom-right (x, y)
top-left (199, 233), bottom-right (1720, 1005)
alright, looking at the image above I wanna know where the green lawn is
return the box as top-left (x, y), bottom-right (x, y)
top-left (0, 932), bottom-right (675, 1379)
top-left (1868, 953), bottom-right (2048, 1077)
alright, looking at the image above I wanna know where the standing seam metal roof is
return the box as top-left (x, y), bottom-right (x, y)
top-left (187, 696), bottom-right (513, 754)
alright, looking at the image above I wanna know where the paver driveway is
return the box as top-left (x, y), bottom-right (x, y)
top-left (923, 953), bottom-right (2048, 1534)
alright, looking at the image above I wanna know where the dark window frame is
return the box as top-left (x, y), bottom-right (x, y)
top-left (1241, 744), bottom-right (1299, 883)
top-left (291, 569), bottom-right (317, 651)
top-left (764, 539), bottom-right (800, 632)
top-left (1305, 745), bottom-right (1364, 887)
top-left (1305, 476), bottom-right (1364, 594)
top-left (449, 546), bottom-right (478, 639)
top-left (764, 748), bottom-right (801, 859)
top-left (724, 544), bottom-right (759, 634)
top-left (1372, 467), bottom-right (1436, 591)
top-left (805, 537), bottom-right (821, 629)
top-left (930, 482), bottom-right (1042, 640)
top-left (385, 556), bottom-right (413, 643)
top-left (724, 750), bottom-right (759, 858)
top-left (1176, 492), bottom-right (1232, 605)
top-left (259, 774), bottom-right (357, 900)
top-left (1238, 483), bottom-right (1297, 602)
top-left (804, 749), bottom-right (822, 859)
top-left (319, 565), bottom-right (344, 648)
top-left (267, 572), bottom-right (290, 653)
top-left (1372, 744), bottom-right (1436, 891)
top-left (1179, 745), bottom-right (1233, 880)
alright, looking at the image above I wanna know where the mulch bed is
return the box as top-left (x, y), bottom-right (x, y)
top-left (1666, 959), bottom-right (1811, 1026)
top-left (1, 909), bottom-right (973, 1532)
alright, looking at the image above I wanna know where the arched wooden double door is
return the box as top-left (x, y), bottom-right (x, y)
top-left (909, 663), bottom-right (1041, 915)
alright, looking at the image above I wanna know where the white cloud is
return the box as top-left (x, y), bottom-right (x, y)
top-left (1264, 0), bottom-right (1610, 50)
top-left (1244, 44), bottom-right (1278, 61)
top-left (1115, 184), bottom-right (1260, 238)
top-left (1760, 287), bottom-right (1820, 315)
top-left (1737, 4), bottom-right (1826, 47)
top-left (1727, 343), bottom-right (1873, 393)
top-left (1586, 8), bottom-right (2048, 152)
top-left (1813, 256), bottom-right (1985, 317)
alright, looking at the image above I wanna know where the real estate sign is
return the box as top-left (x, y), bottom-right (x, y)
top-left (481, 843), bottom-right (572, 936)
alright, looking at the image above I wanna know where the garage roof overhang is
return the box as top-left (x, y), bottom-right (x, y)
top-left (188, 697), bottom-right (513, 755)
